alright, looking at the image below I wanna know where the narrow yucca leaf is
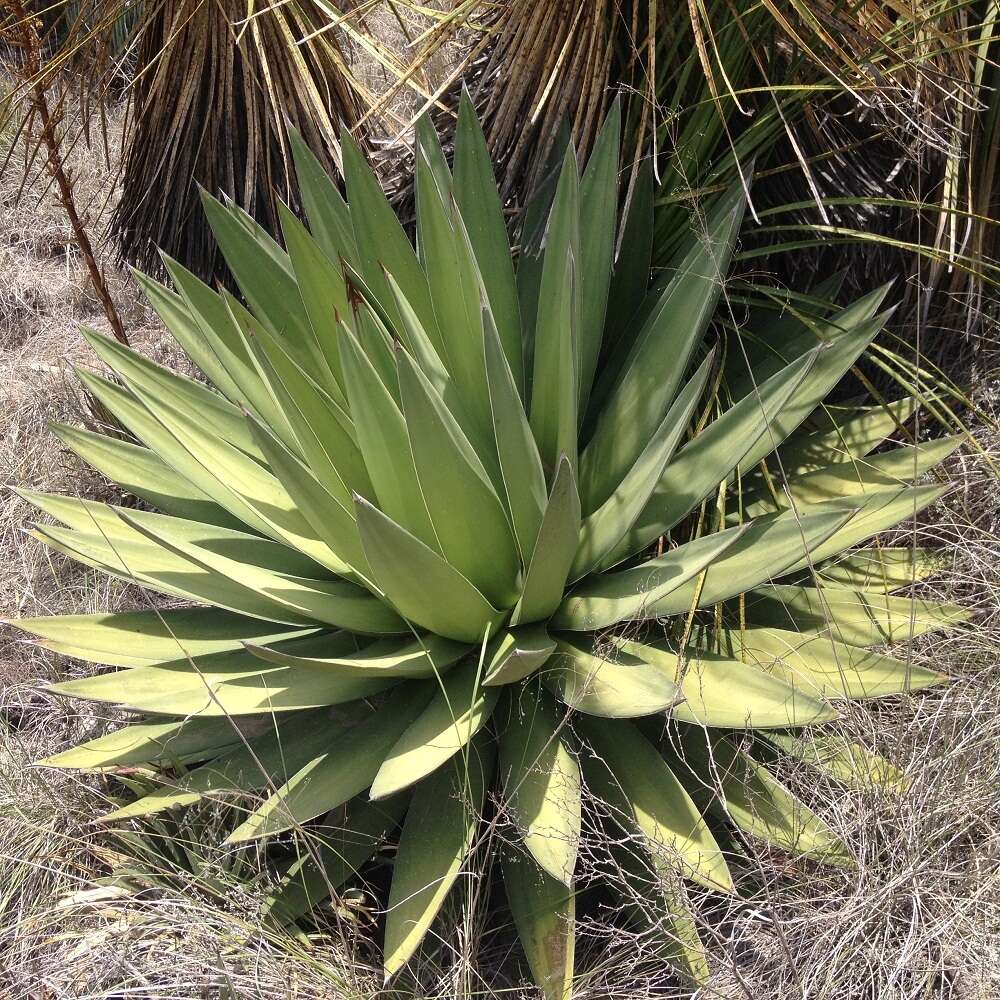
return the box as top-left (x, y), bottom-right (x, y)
top-left (227, 687), bottom-right (430, 842)
top-left (502, 848), bottom-right (576, 1000)
top-left (266, 794), bottom-right (408, 927)
top-left (580, 716), bottom-right (734, 892)
top-left (499, 685), bottom-right (581, 886)
top-left (545, 636), bottom-right (681, 718)
top-left (384, 736), bottom-right (495, 977)
top-left (371, 660), bottom-right (500, 800)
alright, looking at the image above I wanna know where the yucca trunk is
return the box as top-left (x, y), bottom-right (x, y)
top-left (112, 0), bottom-right (361, 281)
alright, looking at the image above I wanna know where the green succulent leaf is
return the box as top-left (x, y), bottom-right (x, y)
top-left (384, 735), bottom-right (495, 976)
top-left (502, 847), bottom-right (576, 1000)
top-left (266, 793), bottom-right (408, 927)
top-left (582, 715), bottom-right (734, 892)
top-left (23, 104), bottom-right (967, 997)
top-left (499, 685), bottom-right (581, 885)
top-left (484, 626), bottom-right (557, 686)
top-left (513, 456), bottom-right (581, 626)
top-left (371, 660), bottom-right (500, 800)
top-left (227, 686), bottom-right (430, 842)
top-left (544, 635), bottom-right (681, 718)
top-left (671, 728), bottom-right (853, 867)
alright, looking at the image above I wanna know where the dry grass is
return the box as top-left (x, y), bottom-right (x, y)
top-left (0, 98), bottom-right (998, 1000)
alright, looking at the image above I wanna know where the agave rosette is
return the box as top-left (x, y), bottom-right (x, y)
top-left (15, 97), bottom-right (966, 995)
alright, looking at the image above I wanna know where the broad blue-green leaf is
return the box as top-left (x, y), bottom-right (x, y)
top-left (51, 421), bottom-right (240, 530)
top-left (454, 89), bottom-right (522, 391)
top-left (499, 685), bottom-right (580, 885)
top-left (227, 687), bottom-right (431, 842)
top-left (370, 660), bottom-right (500, 799)
top-left (484, 311), bottom-right (547, 563)
top-left (529, 149), bottom-right (580, 477)
top-left (288, 126), bottom-right (358, 263)
top-left (355, 496), bottom-right (505, 644)
top-left (38, 716), bottom-right (246, 770)
top-left (102, 703), bottom-right (375, 822)
top-left (341, 130), bottom-right (442, 355)
top-left (543, 635), bottom-right (680, 718)
top-left (484, 626), bottom-right (556, 686)
top-left (743, 584), bottom-right (969, 647)
top-left (645, 507), bottom-right (855, 618)
top-left (513, 457), bottom-right (581, 626)
top-left (554, 523), bottom-right (742, 631)
top-left (580, 716), bottom-right (733, 892)
top-left (723, 626), bottom-right (944, 698)
top-left (816, 547), bottom-right (948, 592)
top-left (339, 327), bottom-right (437, 548)
top-left (672, 728), bottom-right (853, 866)
top-left (573, 353), bottom-right (714, 574)
top-left (384, 735), bottom-right (495, 976)
top-left (245, 633), bottom-right (469, 679)
top-left (397, 347), bottom-right (520, 608)
top-left (10, 608), bottom-right (314, 668)
top-left (50, 634), bottom-right (394, 716)
top-left (761, 731), bottom-right (908, 792)
top-left (603, 345), bottom-right (821, 567)
top-left (583, 186), bottom-right (744, 507)
top-left (619, 638), bottom-right (837, 728)
top-left (266, 793), bottom-right (407, 926)
top-left (576, 101), bottom-right (620, 409)
top-left (502, 847), bottom-right (575, 1000)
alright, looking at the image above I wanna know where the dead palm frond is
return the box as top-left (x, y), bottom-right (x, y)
top-left (448, 0), bottom-right (999, 357)
top-left (113, 0), bottom-right (365, 280)
top-left (2, 1), bottom-right (368, 281)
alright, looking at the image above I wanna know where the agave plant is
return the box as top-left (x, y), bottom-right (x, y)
top-left (15, 96), bottom-right (966, 995)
